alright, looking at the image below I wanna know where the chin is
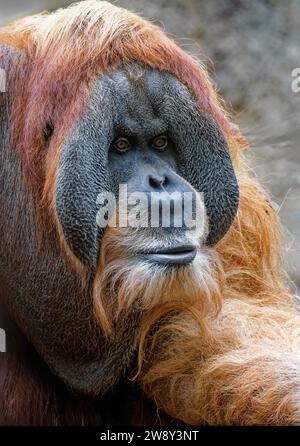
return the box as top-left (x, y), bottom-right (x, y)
top-left (92, 224), bottom-right (224, 336)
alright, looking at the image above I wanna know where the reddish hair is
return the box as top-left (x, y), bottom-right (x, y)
top-left (0, 0), bottom-right (245, 189)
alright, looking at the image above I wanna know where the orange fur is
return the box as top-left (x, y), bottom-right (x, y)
top-left (1, 1), bottom-right (300, 425)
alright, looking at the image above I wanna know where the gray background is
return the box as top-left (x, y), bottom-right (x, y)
top-left (1, 0), bottom-right (299, 290)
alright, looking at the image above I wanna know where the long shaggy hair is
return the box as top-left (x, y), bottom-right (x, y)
top-left (2, 0), bottom-right (300, 425)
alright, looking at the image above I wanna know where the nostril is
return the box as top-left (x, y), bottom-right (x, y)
top-left (149, 174), bottom-right (168, 189)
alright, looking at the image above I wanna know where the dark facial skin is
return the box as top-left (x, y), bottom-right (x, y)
top-left (0, 52), bottom-right (239, 396)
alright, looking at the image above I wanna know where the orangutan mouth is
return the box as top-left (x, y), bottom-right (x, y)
top-left (143, 243), bottom-right (197, 265)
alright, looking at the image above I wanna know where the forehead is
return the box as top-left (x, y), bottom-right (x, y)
top-left (102, 64), bottom-right (192, 105)
top-left (95, 65), bottom-right (197, 134)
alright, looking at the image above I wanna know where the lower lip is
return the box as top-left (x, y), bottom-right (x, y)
top-left (143, 248), bottom-right (197, 266)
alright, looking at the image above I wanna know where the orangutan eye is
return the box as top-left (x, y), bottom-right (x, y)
top-left (113, 136), bottom-right (132, 153)
top-left (152, 134), bottom-right (168, 151)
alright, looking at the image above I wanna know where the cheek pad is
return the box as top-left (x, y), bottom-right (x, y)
top-left (181, 119), bottom-right (239, 245)
top-left (55, 83), bottom-right (114, 267)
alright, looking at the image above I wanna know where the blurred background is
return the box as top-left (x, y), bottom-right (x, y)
top-left (1, 0), bottom-right (299, 290)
